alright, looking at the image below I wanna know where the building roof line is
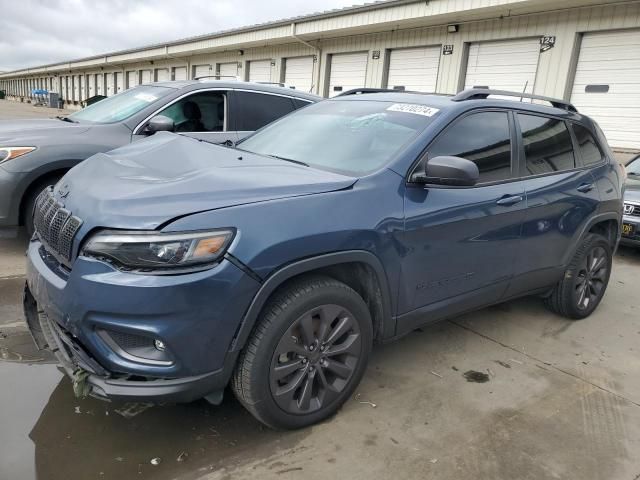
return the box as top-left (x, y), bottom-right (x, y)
top-left (1, 0), bottom-right (418, 75)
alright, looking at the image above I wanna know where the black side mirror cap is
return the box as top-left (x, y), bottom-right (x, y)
top-left (145, 115), bottom-right (175, 135)
top-left (412, 155), bottom-right (479, 187)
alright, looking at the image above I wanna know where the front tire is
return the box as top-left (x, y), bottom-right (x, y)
top-left (231, 275), bottom-right (373, 429)
top-left (544, 233), bottom-right (612, 320)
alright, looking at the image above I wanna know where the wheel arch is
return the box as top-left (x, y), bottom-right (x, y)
top-left (562, 213), bottom-right (620, 265)
top-left (18, 167), bottom-right (70, 225)
top-left (230, 250), bottom-right (394, 354)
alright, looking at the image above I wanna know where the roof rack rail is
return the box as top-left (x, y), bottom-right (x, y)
top-left (452, 88), bottom-right (577, 113)
top-left (195, 75), bottom-right (240, 81)
top-left (336, 88), bottom-right (410, 97)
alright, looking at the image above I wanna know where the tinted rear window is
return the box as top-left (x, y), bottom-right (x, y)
top-left (518, 114), bottom-right (575, 175)
top-left (572, 123), bottom-right (605, 166)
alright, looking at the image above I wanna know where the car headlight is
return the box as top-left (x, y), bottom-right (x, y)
top-left (82, 229), bottom-right (235, 273)
top-left (0, 147), bottom-right (36, 163)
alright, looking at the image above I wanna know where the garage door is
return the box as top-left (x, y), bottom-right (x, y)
top-left (174, 66), bottom-right (187, 81)
top-left (106, 73), bottom-right (115, 96)
top-left (387, 46), bottom-right (441, 92)
top-left (284, 56), bottom-right (314, 92)
top-left (156, 68), bottom-right (170, 82)
top-left (570, 30), bottom-right (640, 150)
top-left (73, 76), bottom-right (80, 101)
top-left (87, 74), bottom-right (95, 97)
top-left (193, 65), bottom-right (211, 79)
top-left (140, 70), bottom-right (153, 84)
top-left (114, 72), bottom-right (123, 94)
top-left (127, 71), bottom-right (138, 89)
top-left (328, 52), bottom-right (368, 97)
top-left (96, 74), bottom-right (103, 95)
top-left (218, 62), bottom-right (238, 79)
top-left (464, 38), bottom-right (540, 94)
top-left (249, 60), bottom-right (272, 83)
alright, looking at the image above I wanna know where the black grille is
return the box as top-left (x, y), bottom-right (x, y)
top-left (33, 188), bottom-right (83, 263)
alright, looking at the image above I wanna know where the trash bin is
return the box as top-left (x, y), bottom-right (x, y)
top-left (0, 90), bottom-right (5, 100)
top-left (57, 97), bottom-right (64, 109)
top-left (48, 92), bottom-right (60, 109)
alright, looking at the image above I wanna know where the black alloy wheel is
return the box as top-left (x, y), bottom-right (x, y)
top-left (269, 304), bottom-right (362, 415)
top-left (574, 245), bottom-right (608, 311)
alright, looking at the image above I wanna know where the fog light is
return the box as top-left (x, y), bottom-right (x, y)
top-left (154, 339), bottom-right (166, 351)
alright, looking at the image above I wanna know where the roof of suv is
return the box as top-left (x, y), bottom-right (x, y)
top-left (331, 89), bottom-right (581, 118)
top-left (151, 79), bottom-right (321, 102)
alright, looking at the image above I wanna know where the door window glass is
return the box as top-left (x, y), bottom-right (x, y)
top-left (572, 123), bottom-right (604, 166)
top-left (428, 111), bottom-right (512, 183)
top-left (235, 92), bottom-right (296, 131)
top-left (518, 114), bottom-right (575, 175)
top-left (159, 91), bottom-right (225, 132)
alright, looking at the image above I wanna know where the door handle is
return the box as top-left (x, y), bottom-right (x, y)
top-left (577, 183), bottom-right (594, 193)
top-left (496, 195), bottom-right (524, 206)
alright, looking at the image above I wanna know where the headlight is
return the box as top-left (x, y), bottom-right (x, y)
top-left (0, 147), bottom-right (36, 163)
top-left (82, 229), bottom-right (234, 273)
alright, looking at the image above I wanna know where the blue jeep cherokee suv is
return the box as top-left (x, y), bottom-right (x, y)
top-left (24, 88), bottom-right (624, 429)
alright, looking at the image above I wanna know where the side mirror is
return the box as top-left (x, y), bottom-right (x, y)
top-left (415, 155), bottom-right (479, 187)
top-left (145, 115), bottom-right (174, 135)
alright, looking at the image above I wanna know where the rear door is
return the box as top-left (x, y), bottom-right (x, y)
top-left (230, 91), bottom-right (307, 140)
top-left (506, 113), bottom-right (601, 296)
top-left (399, 110), bottom-right (526, 332)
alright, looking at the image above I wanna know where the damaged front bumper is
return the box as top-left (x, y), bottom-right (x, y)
top-left (23, 285), bottom-right (228, 404)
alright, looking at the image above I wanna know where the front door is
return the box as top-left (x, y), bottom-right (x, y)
top-left (397, 110), bottom-right (526, 333)
top-left (134, 90), bottom-right (238, 144)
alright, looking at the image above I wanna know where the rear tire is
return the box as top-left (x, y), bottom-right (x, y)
top-left (231, 275), bottom-right (373, 429)
top-left (544, 233), bottom-right (612, 320)
top-left (23, 176), bottom-right (62, 237)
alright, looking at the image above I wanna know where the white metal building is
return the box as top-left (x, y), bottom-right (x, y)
top-left (1, 0), bottom-right (639, 150)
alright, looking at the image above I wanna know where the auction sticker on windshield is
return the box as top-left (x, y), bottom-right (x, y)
top-left (387, 104), bottom-right (440, 117)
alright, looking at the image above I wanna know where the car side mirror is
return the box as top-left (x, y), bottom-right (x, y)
top-left (413, 155), bottom-right (479, 187)
top-left (145, 115), bottom-right (174, 135)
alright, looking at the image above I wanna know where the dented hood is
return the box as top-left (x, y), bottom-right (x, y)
top-left (57, 132), bottom-right (357, 230)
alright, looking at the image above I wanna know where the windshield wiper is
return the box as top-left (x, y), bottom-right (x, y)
top-left (56, 116), bottom-right (77, 123)
top-left (265, 154), bottom-right (309, 167)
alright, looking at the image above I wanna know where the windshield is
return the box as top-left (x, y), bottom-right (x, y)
top-left (627, 156), bottom-right (640, 176)
top-left (238, 99), bottom-right (439, 175)
top-left (68, 85), bottom-right (173, 123)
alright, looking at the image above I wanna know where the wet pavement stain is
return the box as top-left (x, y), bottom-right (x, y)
top-left (0, 276), bottom-right (310, 480)
top-left (463, 370), bottom-right (490, 383)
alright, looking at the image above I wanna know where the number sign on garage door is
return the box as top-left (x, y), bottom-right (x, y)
top-left (328, 52), bottom-right (368, 97)
top-left (387, 46), bottom-right (441, 92)
top-left (284, 56), bottom-right (314, 92)
top-left (464, 38), bottom-right (540, 94)
top-left (249, 60), bottom-right (272, 83)
top-left (570, 29), bottom-right (640, 150)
